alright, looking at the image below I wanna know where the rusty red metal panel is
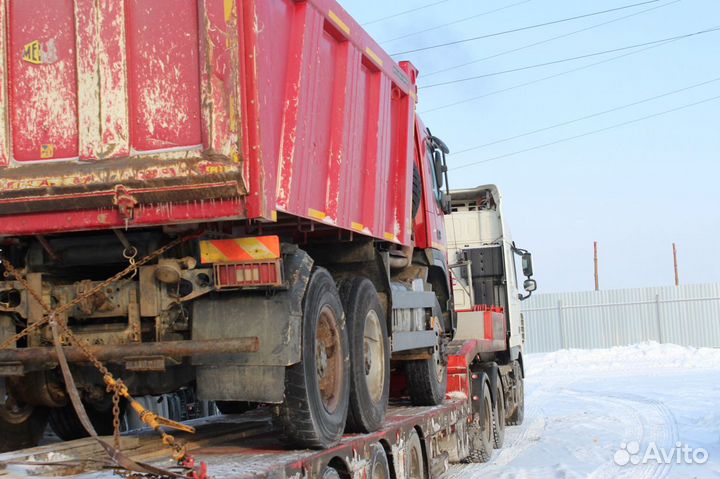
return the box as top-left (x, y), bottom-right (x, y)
top-left (250, 0), bottom-right (293, 220)
top-left (0, 197), bottom-right (246, 236)
top-left (198, 0), bottom-right (242, 162)
top-left (272, 0), bottom-right (418, 244)
top-left (0, 0), bottom-right (8, 167)
top-left (126, 0), bottom-right (202, 151)
top-left (275, 1), bottom-right (309, 214)
top-left (8, 0), bottom-right (79, 161)
top-left (75, 0), bottom-right (102, 159)
top-left (98, 0), bottom-right (130, 157)
top-left (0, 0), bottom-right (425, 243)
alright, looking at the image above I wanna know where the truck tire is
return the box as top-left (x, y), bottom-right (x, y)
top-left (464, 378), bottom-right (493, 463)
top-left (406, 321), bottom-right (447, 406)
top-left (406, 429), bottom-right (426, 479)
top-left (369, 442), bottom-right (391, 479)
top-left (0, 397), bottom-right (48, 453)
top-left (49, 399), bottom-right (125, 441)
top-left (273, 268), bottom-right (350, 449)
top-left (339, 278), bottom-right (390, 433)
top-left (506, 362), bottom-right (524, 426)
top-left (492, 380), bottom-right (506, 448)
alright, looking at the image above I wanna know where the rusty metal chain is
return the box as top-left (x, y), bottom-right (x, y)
top-left (112, 386), bottom-right (122, 450)
top-left (0, 233), bottom-right (195, 351)
top-left (0, 232), bottom-right (204, 477)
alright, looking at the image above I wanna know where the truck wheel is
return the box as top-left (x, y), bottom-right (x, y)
top-left (406, 321), bottom-right (447, 406)
top-left (0, 395), bottom-right (49, 453)
top-left (492, 380), bottom-right (506, 448)
top-left (506, 362), bottom-right (524, 426)
top-left (339, 278), bottom-right (390, 433)
top-left (369, 442), bottom-right (391, 479)
top-left (49, 398), bottom-right (125, 441)
top-left (274, 268), bottom-right (350, 449)
top-left (464, 379), bottom-right (493, 463)
top-left (406, 429), bottom-right (426, 479)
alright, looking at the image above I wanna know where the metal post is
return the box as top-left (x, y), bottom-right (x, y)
top-left (594, 241), bottom-right (599, 291)
top-left (655, 293), bottom-right (664, 343)
top-left (673, 243), bottom-right (679, 287)
top-left (557, 299), bottom-right (567, 349)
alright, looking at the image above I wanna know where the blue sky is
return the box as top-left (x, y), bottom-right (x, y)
top-left (339, 0), bottom-right (720, 293)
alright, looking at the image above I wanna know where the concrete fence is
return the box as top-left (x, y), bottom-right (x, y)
top-left (520, 283), bottom-right (720, 353)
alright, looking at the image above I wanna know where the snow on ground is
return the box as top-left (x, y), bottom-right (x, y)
top-left (447, 342), bottom-right (720, 479)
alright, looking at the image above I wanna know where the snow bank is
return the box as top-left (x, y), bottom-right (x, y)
top-left (527, 341), bottom-right (720, 376)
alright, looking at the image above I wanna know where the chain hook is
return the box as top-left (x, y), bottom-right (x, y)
top-left (123, 246), bottom-right (138, 279)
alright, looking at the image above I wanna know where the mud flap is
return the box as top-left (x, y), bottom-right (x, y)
top-left (192, 248), bottom-right (313, 402)
top-left (470, 371), bottom-right (490, 424)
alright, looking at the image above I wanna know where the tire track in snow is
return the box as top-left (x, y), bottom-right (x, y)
top-left (562, 389), bottom-right (679, 479)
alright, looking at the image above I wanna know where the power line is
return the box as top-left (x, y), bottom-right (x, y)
top-left (423, 0), bottom-right (680, 78)
top-left (452, 75), bottom-right (720, 155)
top-left (390, 0), bottom-right (662, 55)
top-left (362, 0), bottom-right (450, 27)
top-left (379, 0), bottom-right (532, 44)
top-left (450, 94), bottom-right (720, 170)
top-left (420, 40), bottom-right (678, 114)
top-left (422, 26), bottom-right (720, 89)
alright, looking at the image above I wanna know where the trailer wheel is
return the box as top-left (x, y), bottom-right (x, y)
top-left (274, 268), bottom-right (350, 449)
top-left (406, 320), bottom-right (447, 406)
top-left (369, 442), bottom-right (391, 479)
top-left (49, 398), bottom-right (126, 441)
top-left (464, 379), bottom-right (493, 463)
top-left (506, 361), bottom-right (524, 426)
top-left (321, 466), bottom-right (342, 479)
top-left (339, 278), bottom-right (390, 433)
top-left (406, 429), bottom-right (426, 479)
top-left (492, 380), bottom-right (506, 449)
top-left (0, 392), bottom-right (49, 453)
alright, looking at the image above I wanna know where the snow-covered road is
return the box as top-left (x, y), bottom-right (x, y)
top-left (448, 343), bottom-right (720, 479)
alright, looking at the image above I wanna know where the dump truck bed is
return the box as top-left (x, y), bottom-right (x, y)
top-left (0, 0), bottom-right (417, 245)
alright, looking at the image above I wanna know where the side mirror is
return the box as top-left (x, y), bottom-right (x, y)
top-left (433, 149), bottom-right (444, 190)
top-left (439, 192), bottom-right (452, 215)
top-left (518, 278), bottom-right (537, 301)
top-left (521, 253), bottom-right (533, 277)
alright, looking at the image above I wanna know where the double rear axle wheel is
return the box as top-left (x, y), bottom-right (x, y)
top-left (273, 269), bottom-right (448, 448)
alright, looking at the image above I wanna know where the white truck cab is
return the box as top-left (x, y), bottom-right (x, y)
top-left (445, 185), bottom-right (536, 352)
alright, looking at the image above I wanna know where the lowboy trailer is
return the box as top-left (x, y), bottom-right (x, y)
top-left (0, 0), bottom-right (536, 476)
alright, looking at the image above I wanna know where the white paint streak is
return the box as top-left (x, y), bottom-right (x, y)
top-left (21, 61), bottom-right (77, 147)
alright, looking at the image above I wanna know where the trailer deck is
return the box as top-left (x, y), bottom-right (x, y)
top-left (0, 399), bottom-right (470, 479)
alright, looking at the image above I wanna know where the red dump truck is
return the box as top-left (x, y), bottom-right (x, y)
top-left (0, 0), bottom-right (536, 476)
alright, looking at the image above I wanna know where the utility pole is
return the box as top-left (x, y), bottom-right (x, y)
top-left (594, 241), bottom-right (599, 291)
top-left (673, 243), bottom-right (679, 287)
